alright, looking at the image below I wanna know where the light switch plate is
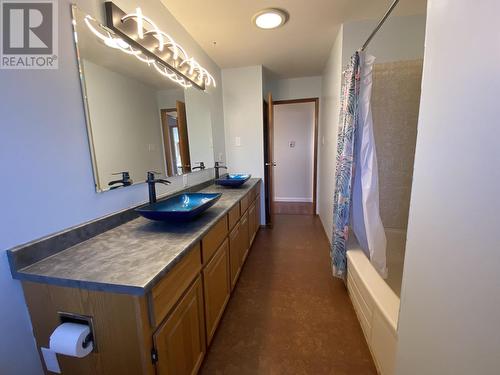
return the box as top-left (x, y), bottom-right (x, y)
top-left (235, 137), bottom-right (241, 147)
top-left (183, 174), bottom-right (188, 187)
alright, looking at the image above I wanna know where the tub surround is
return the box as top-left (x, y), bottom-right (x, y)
top-left (8, 179), bottom-right (260, 295)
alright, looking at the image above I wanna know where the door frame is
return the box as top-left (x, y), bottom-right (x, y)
top-left (160, 108), bottom-right (177, 177)
top-left (271, 97), bottom-right (319, 214)
top-left (263, 93), bottom-right (274, 227)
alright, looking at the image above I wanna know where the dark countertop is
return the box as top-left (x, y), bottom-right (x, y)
top-left (13, 179), bottom-right (260, 295)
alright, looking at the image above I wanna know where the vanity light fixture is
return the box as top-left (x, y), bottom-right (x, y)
top-left (83, 2), bottom-right (215, 90)
top-left (253, 8), bottom-right (289, 30)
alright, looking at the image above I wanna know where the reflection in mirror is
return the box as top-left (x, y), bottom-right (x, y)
top-left (160, 102), bottom-right (191, 175)
top-left (72, 6), bottom-right (215, 192)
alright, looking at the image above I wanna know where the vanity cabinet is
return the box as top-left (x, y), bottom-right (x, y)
top-left (21, 181), bottom-right (262, 375)
top-left (154, 276), bottom-right (206, 375)
top-left (240, 194), bottom-right (249, 214)
top-left (248, 188), bottom-right (261, 246)
top-left (228, 203), bottom-right (240, 231)
top-left (240, 212), bottom-right (250, 263)
top-left (201, 216), bottom-right (228, 263)
top-left (202, 239), bottom-right (230, 344)
top-left (151, 244), bottom-right (202, 326)
top-left (248, 202), bottom-right (257, 245)
top-left (229, 222), bottom-right (242, 289)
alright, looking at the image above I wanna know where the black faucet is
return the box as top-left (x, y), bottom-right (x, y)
top-left (146, 171), bottom-right (171, 204)
top-left (108, 172), bottom-right (133, 190)
top-left (214, 161), bottom-right (228, 179)
top-left (192, 162), bottom-right (205, 171)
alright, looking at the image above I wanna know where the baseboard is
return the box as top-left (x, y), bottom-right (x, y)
top-left (273, 197), bottom-right (313, 203)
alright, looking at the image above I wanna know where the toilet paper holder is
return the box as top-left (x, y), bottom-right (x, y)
top-left (58, 312), bottom-right (98, 352)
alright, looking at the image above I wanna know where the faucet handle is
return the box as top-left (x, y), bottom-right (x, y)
top-left (147, 171), bottom-right (162, 182)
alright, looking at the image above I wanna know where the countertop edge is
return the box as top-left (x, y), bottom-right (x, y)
top-left (14, 179), bottom-right (261, 295)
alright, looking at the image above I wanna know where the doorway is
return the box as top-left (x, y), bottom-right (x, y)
top-left (263, 97), bottom-right (319, 223)
top-left (160, 101), bottom-right (191, 176)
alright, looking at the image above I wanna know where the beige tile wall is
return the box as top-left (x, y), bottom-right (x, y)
top-left (371, 60), bottom-right (423, 230)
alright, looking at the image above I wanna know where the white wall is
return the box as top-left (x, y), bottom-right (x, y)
top-left (273, 102), bottom-right (315, 202)
top-left (156, 87), bottom-right (184, 109)
top-left (269, 76), bottom-right (322, 101)
top-left (0, 0), bottom-right (224, 373)
top-left (222, 66), bottom-right (265, 223)
top-left (317, 26), bottom-right (343, 240)
top-left (342, 14), bottom-right (426, 66)
top-left (396, 1), bottom-right (500, 373)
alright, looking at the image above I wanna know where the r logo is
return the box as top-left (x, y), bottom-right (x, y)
top-left (2, 2), bottom-right (52, 54)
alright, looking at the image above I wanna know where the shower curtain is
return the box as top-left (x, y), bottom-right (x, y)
top-left (331, 51), bottom-right (387, 278)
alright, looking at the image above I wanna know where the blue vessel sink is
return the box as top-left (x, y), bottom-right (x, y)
top-left (216, 174), bottom-right (251, 187)
top-left (136, 193), bottom-right (222, 222)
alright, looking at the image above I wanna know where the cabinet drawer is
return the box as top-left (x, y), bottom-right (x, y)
top-left (227, 203), bottom-right (240, 231)
top-left (248, 186), bottom-right (256, 203)
top-left (201, 215), bottom-right (228, 264)
top-left (152, 244), bottom-right (202, 327)
top-left (203, 239), bottom-right (230, 344)
top-left (240, 194), bottom-right (249, 214)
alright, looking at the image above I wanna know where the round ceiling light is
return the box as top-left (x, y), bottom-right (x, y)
top-left (253, 8), bottom-right (289, 30)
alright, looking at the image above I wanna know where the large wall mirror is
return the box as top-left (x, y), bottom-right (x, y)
top-left (72, 6), bottom-right (215, 192)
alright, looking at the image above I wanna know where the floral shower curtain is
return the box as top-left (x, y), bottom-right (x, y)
top-left (331, 52), bottom-right (361, 278)
top-left (331, 51), bottom-right (387, 278)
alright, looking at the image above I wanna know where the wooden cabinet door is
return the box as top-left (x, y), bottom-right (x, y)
top-left (203, 239), bottom-right (230, 344)
top-left (248, 202), bottom-right (256, 246)
top-left (154, 276), bottom-right (206, 375)
top-left (240, 212), bottom-right (249, 263)
top-left (255, 194), bottom-right (261, 238)
top-left (229, 222), bottom-right (242, 290)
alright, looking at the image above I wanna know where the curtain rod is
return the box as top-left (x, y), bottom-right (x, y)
top-left (360, 0), bottom-right (401, 51)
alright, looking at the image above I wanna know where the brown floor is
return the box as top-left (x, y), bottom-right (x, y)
top-left (200, 214), bottom-right (376, 375)
top-left (272, 201), bottom-right (314, 215)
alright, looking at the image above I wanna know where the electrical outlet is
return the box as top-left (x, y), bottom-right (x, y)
top-left (218, 153), bottom-right (223, 161)
top-left (183, 174), bottom-right (188, 187)
top-left (235, 137), bottom-right (241, 147)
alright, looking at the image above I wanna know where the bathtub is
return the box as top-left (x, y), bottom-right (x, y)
top-left (346, 229), bottom-right (405, 375)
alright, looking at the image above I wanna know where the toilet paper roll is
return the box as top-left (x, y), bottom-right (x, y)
top-left (49, 322), bottom-right (93, 358)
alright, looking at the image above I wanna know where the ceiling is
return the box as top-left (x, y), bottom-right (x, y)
top-left (161, 0), bottom-right (427, 78)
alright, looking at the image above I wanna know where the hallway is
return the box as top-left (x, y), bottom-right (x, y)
top-left (200, 214), bottom-right (376, 374)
